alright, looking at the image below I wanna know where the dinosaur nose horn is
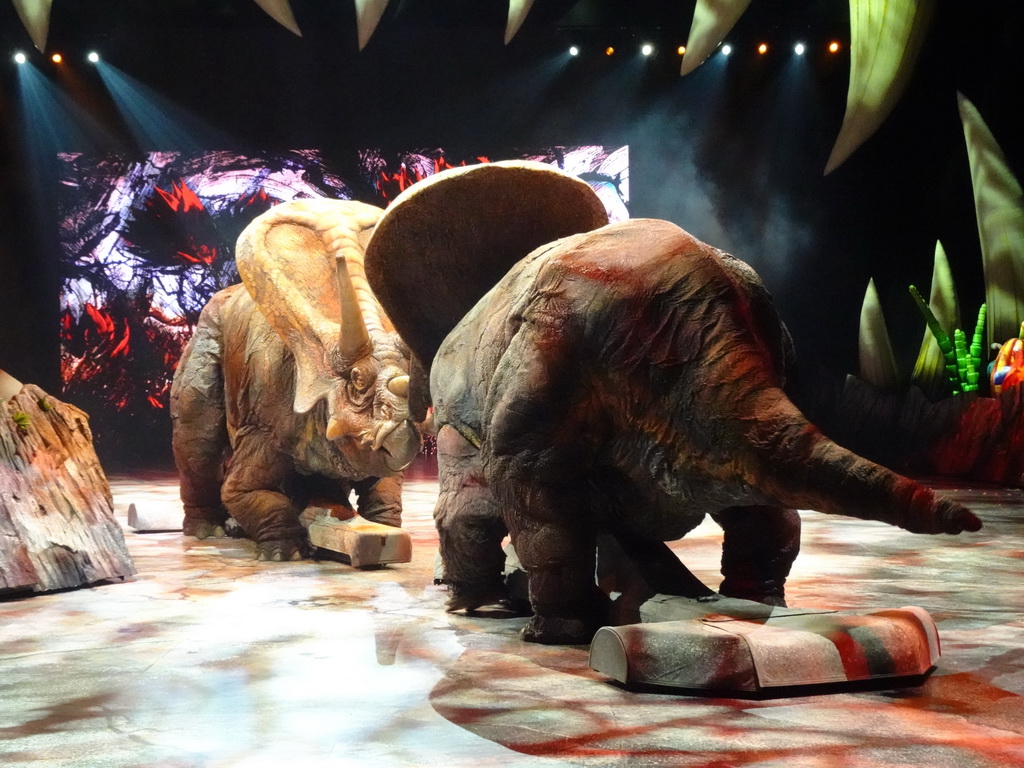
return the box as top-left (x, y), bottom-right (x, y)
top-left (335, 252), bottom-right (372, 369)
top-left (388, 375), bottom-right (409, 398)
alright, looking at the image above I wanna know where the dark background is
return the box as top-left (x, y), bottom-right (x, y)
top-left (0, 0), bottom-right (1022, 466)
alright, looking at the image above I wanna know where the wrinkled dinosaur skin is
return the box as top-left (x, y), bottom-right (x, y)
top-left (171, 200), bottom-right (419, 561)
top-left (430, 218), bottom-right (982, 644)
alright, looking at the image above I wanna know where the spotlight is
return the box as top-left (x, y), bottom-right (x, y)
top-left (51, 53), bottom-right (62, 64)
top-left (828, 41), bottom-right (841, 53)
top-left (641, 43), bottom-right (653, 56)
top-left (13, 51), bottom-right (26, 64)
top-left (87, 51), bottom-right (100, 63)
top-left (794, 42), bottom-right (806, 55)
top-left (721, 44), bottom-right (732, 56)
top-left (605, 46), bottom-right (615, 56)
top-left (677, 45), bottom-right (686, 55)
top-left (757, 43), bottom-right (768, 55)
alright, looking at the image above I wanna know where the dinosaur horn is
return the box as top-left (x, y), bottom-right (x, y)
top-left (335, 251), bottom-right (373, 370)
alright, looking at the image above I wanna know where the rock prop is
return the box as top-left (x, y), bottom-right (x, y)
top-left (300, 503), bottom-right (412, 568)
top-left (590, 596), bottom-right (940, 694)
top-left (0, 378), bottom-right (135, 594)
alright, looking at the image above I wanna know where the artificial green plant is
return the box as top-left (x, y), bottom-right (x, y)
top-left (909, 285), bottom-right (985, 395)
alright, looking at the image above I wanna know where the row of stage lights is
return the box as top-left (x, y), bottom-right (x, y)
top-left (569, 40), bottom-right (842, 57)
top-left (12, 39), bottom-right (842, 65)
top-left (13, 51), bottom-right (101, 64)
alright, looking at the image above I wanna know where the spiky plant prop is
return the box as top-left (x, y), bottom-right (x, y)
top-left (910, 285), bottom-right (985, 395)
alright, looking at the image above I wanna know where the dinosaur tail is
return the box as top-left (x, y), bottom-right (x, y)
top-left (742, 387), bottom-right (981, 535)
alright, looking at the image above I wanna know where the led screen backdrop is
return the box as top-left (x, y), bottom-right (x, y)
top-left (56, 145), bottom-right (629, 464)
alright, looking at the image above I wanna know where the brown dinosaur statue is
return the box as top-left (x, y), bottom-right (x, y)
top-left (171, 199), bottom-right (420, 560)
top-left (365, 162), bottom-right (981, 645)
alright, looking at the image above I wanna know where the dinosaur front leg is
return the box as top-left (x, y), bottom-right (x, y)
top-left (435, 425), bottom-right (509, 611)
top-left (488, 447), bottom-right (604, 643)
top-left (711, 505), bottom-right (801, 606)
top-left (170, 335), bottom-right (229, 540)
top-left (221, 430), bottom-right (309, 561)
top-left (503, 480), bottom-right (605, 645)
top-left (353, 475), bottom-right (403, 527)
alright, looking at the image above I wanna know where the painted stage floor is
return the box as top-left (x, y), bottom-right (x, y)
top-left (2, 462), bottom-right (1024, 768)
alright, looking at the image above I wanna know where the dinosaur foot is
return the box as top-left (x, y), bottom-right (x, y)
top-left (445, 578), bottom-right (522, 615)
top-left (255, 539), bottom-right (310, 561)
top-left (520, 613), bottom-right (600, 645)
top-left (183, 520), bottom-right (226, 540)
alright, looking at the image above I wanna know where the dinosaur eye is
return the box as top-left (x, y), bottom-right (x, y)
top-left (349, 363), bottom-right (374, 393)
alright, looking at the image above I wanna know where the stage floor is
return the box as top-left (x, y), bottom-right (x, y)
top-left (2, 463), bottom-right (1024, 767)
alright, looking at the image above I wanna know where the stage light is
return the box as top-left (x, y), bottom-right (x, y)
top-left (641, 43), bottom-right (653, 56)
top-left (51, 53), bottom-right (63, 64)
top-left (829, 41), bottom-right (841, 53)
top-left (14, 51), bottom-right (27, 64)
top-left (794, 42), bottom-right (806, 55)
top-left (721, 44), bottom-right (732, 56)
top-left (677, 46), bottom-right (686, 55)
top-left (605, 46), bottom-right (614, 56)
top-left (757, 43), bottom-right (768, 55)
top-left (569, 45), bottom-right (579, 56)
top-left (87, 51), bottom-right (100, 63)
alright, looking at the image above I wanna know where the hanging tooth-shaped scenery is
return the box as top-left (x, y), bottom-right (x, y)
top-left (10, 0), bottom-right (52, 52)
top-left (505, 0), bottom-right (536, 45)
top-left (858, 277), bottom-right (901, 391)
top-left (355, 0), bottom-right (391, 51)
top-left (824, 0), bottom-right (935, 175)
top-left (679, 0), bottom-right (753, 76)
top-left (959, 92), bottom-right (1024, 350)
top-left (251, 0), bottom-right (302, 37)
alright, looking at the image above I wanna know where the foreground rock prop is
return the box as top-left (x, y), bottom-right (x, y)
top-left (590, 596), bottom-right (939, 694)
top-left (0, 378), bottom-right (135, 593)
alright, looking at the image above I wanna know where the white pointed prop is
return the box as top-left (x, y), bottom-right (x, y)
top-left (824, 0), bottom-right (934, 175)
top-left (505, 0), bottom-right (536, 45)
top-left (355, 0), bottom-right (390, 51)
top-left (959, 93), bottom-right (1024, 349)
top-left (252, 0), bottom-right (302, 37)
top-left (859, 277), bottom-right (900, 390)
top-left (911, 241), bottom-right (961, 392)
top-left (11, 0), bottom-right (53, 52)
top-left (679, 0), bottom-right (752, 77)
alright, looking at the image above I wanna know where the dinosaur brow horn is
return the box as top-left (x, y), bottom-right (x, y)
top-left (335, 248), bottom-right (373, 370)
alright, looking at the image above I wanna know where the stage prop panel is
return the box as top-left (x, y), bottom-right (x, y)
top-left (0, 379), bottom-right (135, 593)
top-left (590, 597), bottom-right (939, 694)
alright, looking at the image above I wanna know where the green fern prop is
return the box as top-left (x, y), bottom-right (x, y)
top-left (910, 285), bottom-right (985, 395)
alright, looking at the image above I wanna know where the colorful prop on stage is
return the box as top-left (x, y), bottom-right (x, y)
top-left (365, 162), bottom-right (981, 646)
top-left (991, 323), bottom-right (1024, 396)
top-left (170, 199), bottom-right (418, 561)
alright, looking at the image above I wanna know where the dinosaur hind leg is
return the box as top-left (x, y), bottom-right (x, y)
top-left (711, 505), bottom-right (801, 607)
